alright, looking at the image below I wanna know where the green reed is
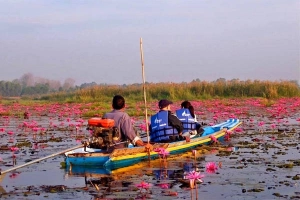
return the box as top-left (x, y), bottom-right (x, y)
top-left (35, 80), bottom-right (299, 103)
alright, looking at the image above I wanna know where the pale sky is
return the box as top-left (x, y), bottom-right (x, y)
top-left (1, 0), bottom-right (299, 85)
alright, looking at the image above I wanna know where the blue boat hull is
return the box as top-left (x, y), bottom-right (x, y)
top-left (65, 119), bottom-right (242, 170)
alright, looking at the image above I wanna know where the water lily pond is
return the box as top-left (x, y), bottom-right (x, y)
top-left (0, 98), bottom-right (299, 200)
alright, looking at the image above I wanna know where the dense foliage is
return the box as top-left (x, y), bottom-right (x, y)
top-left (38, 79), bottom-right (300, 103)
top-left (1, 74), bottom-right (299, 102)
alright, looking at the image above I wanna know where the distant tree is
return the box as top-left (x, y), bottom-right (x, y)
top-left (19, 73), bottom-right (35, 87)
top-left (48, 80), bottom-right (62, 90)
top-left (79, 82), bottom-right (97, 89)
top-left (215, 78), bottom-right (226, 83)
top-left (0, 81), bottom-right (22, 96)
top-left (191, 78), bottom-right (201, 82)
top-left (63, 78), bottom-right (75, 90)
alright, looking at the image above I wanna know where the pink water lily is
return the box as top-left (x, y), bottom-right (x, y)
top-left (206, 162), bottom-right (218, 173)
top-left (157, 183), bottom-right (169, 189)
top-left (224, 130), bottom-right (233, 141)
top-left (209, 135), bottom-right (219, 144)
top-left (154, 147), bottom-right (169, 168)
top-left (185, 170), bottom-right (204, 189)
top-left (269, 136), bottom-right (276, 141)
top-left (136, 181), bottom-right (151, 189)
top-left (9, 172), bottom-right (20, 179)
top-left (270, 123), bottom-right (276, 129)
top-left (234, 127), bottom-right (243, 133)
top-left (154, 147), bottom-right (169, 158)
top-left (7, 131), bottom-right (14, 136)
top-left (10, 147), bottom-right (19, 152)
top-left (185, 170), bottom-right (204, 183)
top-left (139, 123), bottom-right (147, 132)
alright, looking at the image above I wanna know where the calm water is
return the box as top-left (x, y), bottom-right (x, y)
top-left (0, 99), bottom-right (300, 200)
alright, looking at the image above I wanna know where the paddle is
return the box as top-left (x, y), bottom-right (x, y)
top-left (0, 144), bottom-right (84, 175)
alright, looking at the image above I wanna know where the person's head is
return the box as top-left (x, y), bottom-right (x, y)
top-left (112, 95), bottom-right (125, 110)
top-left (158, 99), bottom-right (173, 110)
top-left (181, 100), bottom-right (191, 109)
top-left (181, 100), bottom-right (195, 118)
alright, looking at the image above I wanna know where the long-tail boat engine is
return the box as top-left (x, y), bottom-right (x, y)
top-left (86, 118), bottom-right (120, 150)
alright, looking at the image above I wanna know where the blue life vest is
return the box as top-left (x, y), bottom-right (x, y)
top-left (150, 111), bottom-right (178, 142)
top-left (175, 108), bottom-right (196, 132)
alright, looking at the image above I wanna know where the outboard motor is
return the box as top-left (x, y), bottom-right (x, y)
top-left (87, 118), bottom-right (120, 150)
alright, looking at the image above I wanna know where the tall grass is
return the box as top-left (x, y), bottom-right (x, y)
top-left (39, 80), bottom-right (300, 103)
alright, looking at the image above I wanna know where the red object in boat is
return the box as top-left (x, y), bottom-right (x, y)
top-left (88, 118), bottom-right (115, 128)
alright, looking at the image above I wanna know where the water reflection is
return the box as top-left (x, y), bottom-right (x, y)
top-left (64, 148), bottom-right (231, 200)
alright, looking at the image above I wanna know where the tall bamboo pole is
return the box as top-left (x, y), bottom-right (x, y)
top-left (139, 38), bottom-right (150, 143)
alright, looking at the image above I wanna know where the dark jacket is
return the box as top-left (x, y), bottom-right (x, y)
top-left (166, 110), bottom-right (184, 134)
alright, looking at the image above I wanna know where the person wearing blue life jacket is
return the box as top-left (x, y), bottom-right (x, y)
top-left (149, 99), bottom-right (184, 143)
top-left (176, 101), bottom-right (204, 135)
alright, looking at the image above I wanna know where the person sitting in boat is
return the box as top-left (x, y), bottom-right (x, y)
top-left (103, 95), bottom-right (145, 148)
top-left (149, 99), bottom-right (184, 142)
top-left (176, 100), bottom-right (204, 135)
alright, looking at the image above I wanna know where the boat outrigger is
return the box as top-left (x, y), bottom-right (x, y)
top-left (64, 118), bottom-right (242, 170)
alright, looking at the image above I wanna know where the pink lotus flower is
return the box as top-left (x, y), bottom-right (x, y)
top-left (139, 123), bottom-right (147, 132)
top-left (209, 135), bottom-right (218, 143)
top-left (206, 162), bottom-right (218, 173)
top-left (269, 136), bottom-right (276, 141)
top-left (9, 172), bottom-right (19, 179)
top-left (7, 131), bottom-right (14, 136)
top-left (157, 183), bottom-right (169, 189)
top-left (10, 147), bottom-right (19, 152)
top-left (234, 127), bottom-right (243, 133)
top-left (185, 170), bottom-right (204, 183)
top-left (224, 130), bottom-right (232, 141)
top-left (136, 181), bottom-right (151, 189)
top-left (154, 147), bottom-right (169, 158)
top-left (270, 123), bottom-right (276, 130)
top-left (32, 127), bottom-right (39, 132)
top-left (258, 121), bottom-right (265, 127)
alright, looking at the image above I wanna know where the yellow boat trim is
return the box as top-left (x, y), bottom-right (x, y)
top-left (110, 122), bottom-right (242, 162)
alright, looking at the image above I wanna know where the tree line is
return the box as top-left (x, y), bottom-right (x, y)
top-left (1, 73), bottom-right (299, 100)
top-left (40, 79), bottom-right (300, 103)
top-left (0, 73), bottom-right (94, 97)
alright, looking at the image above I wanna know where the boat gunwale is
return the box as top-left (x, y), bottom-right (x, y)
top-left (65, 121), bottom-right (242, 168)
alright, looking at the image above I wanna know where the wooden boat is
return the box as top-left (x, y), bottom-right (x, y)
top-left (64, 118), bottom-right (242, 170)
